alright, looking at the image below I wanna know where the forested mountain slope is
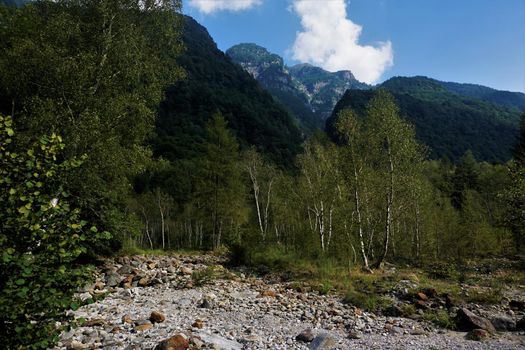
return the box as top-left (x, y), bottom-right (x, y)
top-left (153, 18), bottom-right (303, 167)
top-left (438, 80), bottom-right (525, 111)
top-left (327, 76), bottom-right (521, 162)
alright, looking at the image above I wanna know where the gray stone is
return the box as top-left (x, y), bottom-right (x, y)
top-left (196, 331), bottom-right (242, 350)
top-left (491, 315), bottom-right (516, 331)
top-left (105, 272), bottom-right (122, 287)
top-left (296, 328), bottom-right (314, 342)
top-left (309, 333), bottom-right (336, 350)
top-left (455, 308), bottom-right (496, 333)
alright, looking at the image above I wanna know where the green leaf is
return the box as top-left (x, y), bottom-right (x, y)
top-left (16, 287), bottom-right (29, 298)
top-left (15, 278), bottom-right (26, 285)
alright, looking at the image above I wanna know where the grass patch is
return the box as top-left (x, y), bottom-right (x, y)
top-left (400, 303), bottom-right (417, 316)
top-left (191, 266), bottom-right (219, 286)
top-left (343, 288), bottom-right (393, 312)
top-left (465, 288), bottom-right (502, 304)
top-left (423, 310), bottom-right (456, 329)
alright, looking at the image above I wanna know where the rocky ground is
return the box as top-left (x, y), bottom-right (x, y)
top-left (55, 254), bottom-right (525, 350)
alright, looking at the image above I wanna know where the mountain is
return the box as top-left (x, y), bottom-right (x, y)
top-left (438, 80), bottom-right (525, 111)
top-left (153, 18), bottom-right (303, 167)
top-left (327, 76), bottom-right (522, 163)
top-left (226, 43), bottom-right (369, 131)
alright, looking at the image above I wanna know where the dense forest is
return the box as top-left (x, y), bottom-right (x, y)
top-left (327, 77), bottom-right (521, 162)
top-left (0, 1), bottom-right (524, 348)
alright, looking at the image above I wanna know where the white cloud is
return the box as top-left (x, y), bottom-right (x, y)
top-left (291, 0), bottom-right (393, 84)
top-left (188, 0), bottom-right (262, 14)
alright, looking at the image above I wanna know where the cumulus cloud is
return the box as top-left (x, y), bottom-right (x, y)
top-left (188, 0), bottom-right (262, 14)
top-left (291, 0), bottom-right (393, 84)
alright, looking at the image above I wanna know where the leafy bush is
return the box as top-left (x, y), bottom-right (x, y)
top-left (0, 115), bottom-right (109, 348)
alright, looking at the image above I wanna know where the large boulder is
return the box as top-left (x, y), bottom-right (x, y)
top-left (455, 308), bottom-right (496, 333)
top-left (491, 316), bottom-right (516, 331)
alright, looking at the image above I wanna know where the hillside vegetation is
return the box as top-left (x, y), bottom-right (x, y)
top-left (328, 76), bottom-right (522, 162)
top-left (1, 3), bottom-right (524, 349)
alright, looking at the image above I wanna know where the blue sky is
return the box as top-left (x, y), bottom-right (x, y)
top-left (183, 0), bottom-right (525, 92)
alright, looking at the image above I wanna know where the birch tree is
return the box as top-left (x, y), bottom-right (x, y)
top-left (335, 108), bottom-right (371, 271)
top-left (365, 90), bottom-right (424, 268)
top-left (243, 147), bottom-right (276, 240)
top-left (298, 138), bottom-right (340, 252)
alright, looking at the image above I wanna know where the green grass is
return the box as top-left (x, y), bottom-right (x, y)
top-left (343, 289), bottom-right (393, 312)
top-left (192, 266), bottom-right (219, 286)
top-left (422, 310), bottom-right (456, 329)
top-left (465, 288), bottom-right (502, 304)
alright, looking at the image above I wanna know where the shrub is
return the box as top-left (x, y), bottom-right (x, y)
top-left (0, 115), bottom-right (109, 348)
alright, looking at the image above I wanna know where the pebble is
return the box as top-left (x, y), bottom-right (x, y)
top-left (52, 254), bottom-right (524, 350)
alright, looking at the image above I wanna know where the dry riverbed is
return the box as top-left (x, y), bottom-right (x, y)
top-left (54, 254), bottom-right (525, 350)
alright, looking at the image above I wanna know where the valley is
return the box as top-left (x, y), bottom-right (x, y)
top-left (0, 1), bottom-right (524, 349)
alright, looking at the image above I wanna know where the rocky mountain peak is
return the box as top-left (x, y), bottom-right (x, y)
top-left (227, 43), bottom-right (370, 126)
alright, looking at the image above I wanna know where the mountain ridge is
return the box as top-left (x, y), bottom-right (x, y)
top-left (153, 17), bottom-right (303, 167)
top-left (327, 76), bottom-right (522, 162)
top-left (226, 43), bottom-right (370, 131)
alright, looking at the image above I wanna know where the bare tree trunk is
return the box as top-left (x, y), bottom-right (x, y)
top-left (159, 205), bottom-right (165, 250)
top-left (142, 208), bottom-right (153, 249)
top-left (414, 202), bottom-right (421, 259)
top-left (353, 162), bottom-right (370, 271)
top-left (319, 201), bottom-right (325, 252)
top-left (327, 206), bottom-right (333, 249)
top-left (263, 178), bottom-right (274, 235)
top-left (375, 142), bottom-right (394, 268)
top-left (249, 169), bottom-right (265, 239)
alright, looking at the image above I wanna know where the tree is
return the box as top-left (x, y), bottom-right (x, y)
top-left (194, 114), bottom-right (248, 249)
top-left (335, 108), bottom-right (371, 270)
top-left (513, 112), bottom-right (525, 164)
top-left (0, 0), bottom-right (184, 245)
top-left (0, 114), bottom-right (109, 348)
top-left (365, 90), bottom-right (425, 268)
top-left (298, 138), bottom-right (340, 252)
top-left (451, 150), bottom-right (479, 209)
top-left (504, 114), bottom-right (525, 252)
top-left (243, 147), bottom-right (277, 241)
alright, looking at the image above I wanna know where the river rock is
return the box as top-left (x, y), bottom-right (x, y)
top-left (296, 328), bottom-right (314, 342)
top-left (491, 315), bottom-right (516, 331)
top-left (309, 333), bottom-right (336, 350)
top-left (455, 308), bottom-right (496, 333)
top-left (196, 331), bottom-right (242, 350)
top-left (150, 311), bottom-right (166, 324)
top-left (154, 334), bottom-right (189, 350)
top-left (466, 328), bottom-right (490, 341)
